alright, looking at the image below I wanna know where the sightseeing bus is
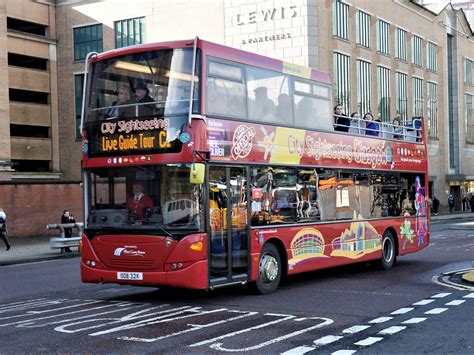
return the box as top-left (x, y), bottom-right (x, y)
top-left (80, 38), bottom-right (429, 294)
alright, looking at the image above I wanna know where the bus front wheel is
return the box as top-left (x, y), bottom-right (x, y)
top-left (379, 230), bottom-right (396, 270)
top-left (255, 243), bottom-right (282, 295)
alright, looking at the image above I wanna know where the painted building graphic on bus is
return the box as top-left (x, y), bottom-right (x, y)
top-left (288, 228), bottom-right (327, 267)
top-left (331, 213), bottom-right (381, 258)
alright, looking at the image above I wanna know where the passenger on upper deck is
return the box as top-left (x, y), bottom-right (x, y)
top-left (276, 93), bottom-right (292, 121)
top-left (105, 85), bottom-right (134, 119)
top-left (253, 87), bottom-right (276, 120)
top-left (364, 112), bottom-right (380, 137)
top-left (333, 104), bottom-right (350, 132)
top-left (348, 112), bottom-right (362, 134)
top-left (392, 118), bottom-right (403, 140)
top-left (133, 80), bottom-right (155, 117)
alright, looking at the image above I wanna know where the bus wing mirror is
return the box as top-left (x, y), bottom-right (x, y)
top-left (190, 163), bottom-right (205, 184)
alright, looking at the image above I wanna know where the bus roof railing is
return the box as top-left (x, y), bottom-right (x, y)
top-left (333, 114), bottom-right (423, 143)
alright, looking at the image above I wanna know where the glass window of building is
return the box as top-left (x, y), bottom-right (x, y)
top-left (426, 42), bottom-right (437, 72)
top-left (115, 17), bottom-right (146, 48)
top-left (376, 19), bottom-right (390, 55)
top-left (356, 59), bottom-right (371, 115)
top-left (427, 81), bottom-right (438, 138)
top-left (466, 94), bottom-right (474, 143)
top-left (333, 52), bottom-right (351, 113)
top-left (73, 24), bottom-right (103, 61)
top-left (74, 73), bottom-right (84, 139)
top-left (396, 72), bottom-right (407, 122)
top-left (412, 77), bottom-right (423, 116)
top-left (412, 35), bottom-right (423, 67)
top-left (356, 11), bottom-right (371, 48)
top-left (395, 28), bottom-right (407, 61)
top-left (466, 58), bottom-right (473, 84)
top-left (333, 0), bottom-right (349, 40)
top-left (377, 66), bottom-right (390, 122)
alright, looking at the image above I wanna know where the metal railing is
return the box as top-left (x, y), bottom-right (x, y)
top-left (46, 222), bottom-right (83, 253)
top-left (334, 114), bottom-right (423, 142)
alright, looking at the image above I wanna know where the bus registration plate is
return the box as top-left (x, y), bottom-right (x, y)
top-left (117, 272), bottom-right (143, 280)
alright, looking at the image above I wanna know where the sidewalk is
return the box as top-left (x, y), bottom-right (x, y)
top-left (0, 212), bottom-right (473, 267)
top-left (0, 235), bottom-right (80, 266)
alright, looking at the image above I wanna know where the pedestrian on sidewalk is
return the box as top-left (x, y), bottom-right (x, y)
top-left (448, 194), bottom-right (455, 213)
top-left (470, 194), bottom-right (474, 213)
top-left (61, 210), bottom-right (75, 253)
top-left (432, 196), bottom-right (440, 216)
top-left (0, 209), bottom-right (11, 251)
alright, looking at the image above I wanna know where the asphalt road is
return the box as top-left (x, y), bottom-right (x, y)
top-left (0, 218), bottom-right (473, 354)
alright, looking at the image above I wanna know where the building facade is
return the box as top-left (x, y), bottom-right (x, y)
top-left (1, 0), bottom-right (474, 235)
top-left (0, 0), bottom-right (60, 180)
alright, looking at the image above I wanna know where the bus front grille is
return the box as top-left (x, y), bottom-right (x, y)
top-left (105, 259), bottom-right (159, 271)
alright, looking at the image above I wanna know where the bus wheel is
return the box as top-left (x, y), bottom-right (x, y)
top-left (379, 230), bottom-right (396, 270)
top-left (256, 243), bottom-right (281, 295)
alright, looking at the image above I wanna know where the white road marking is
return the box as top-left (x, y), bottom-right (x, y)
top-left (342, 325), bottom-right (370, 334)
top-left (464, 292), bottom-right (474, 298)
top-left (445, 300), bottom-right (465, 306)
top-left (402, 317), bottom-right (427, 324)
top-left (90, 306), bottom-right (225, 337)
top-left (378, 326), bottom-right (406, 335)
top-left (119, 309), bottom-right (257, 343)
top-left (313, 335), bottom-right (343, 346)
top-left (193, 316), bottom-right (334, 352)
top-left (354, 337), bottom-right (383, 346)
top-left (390, 307), bottom-right (413, 315)
top-left (424, 308), bottom-right (448, 314)
top-left (368, 317), bottom-right (392, 323)
top-left (331, 350), bottom-right (357, 355)
top-left (412, 299), bottom-right (435, 306)
top-left (281, 346), bottom-right (315, 354)
top-left (431, 293), bottom-right (451, 298)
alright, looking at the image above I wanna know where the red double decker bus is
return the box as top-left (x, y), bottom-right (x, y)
top-left (80, 38), bottom-right (429, 294)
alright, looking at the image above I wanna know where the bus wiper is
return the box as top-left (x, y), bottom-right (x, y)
top-left (154, 223), bottom-right (174, 238)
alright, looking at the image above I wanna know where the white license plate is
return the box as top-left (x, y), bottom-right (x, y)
top-left (117, 272), bottom-right (143, 280)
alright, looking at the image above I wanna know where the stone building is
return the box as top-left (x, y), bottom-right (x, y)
top-left (1, 0), bottom-right (474, 235)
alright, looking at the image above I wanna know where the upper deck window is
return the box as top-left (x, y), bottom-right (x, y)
top-left (246, 66), bottom-right (291, 123)
top-left (205, 57), bottom-right (331, 131)
top-left (206, 59), bottom-right (246, 119)
top-left (85, 48), bottom-right (200, 123)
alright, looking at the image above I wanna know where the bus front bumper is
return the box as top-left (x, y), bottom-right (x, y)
top-left (81, 259), bottom-right (208, 289)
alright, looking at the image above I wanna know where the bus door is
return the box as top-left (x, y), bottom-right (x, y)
top-left (208, 166), bottom-right (249, 287)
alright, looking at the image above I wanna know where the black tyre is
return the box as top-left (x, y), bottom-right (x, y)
top-left (379, 230), bottom-right (397, 270)
top-left (255, 243), bottom-right (282, 295)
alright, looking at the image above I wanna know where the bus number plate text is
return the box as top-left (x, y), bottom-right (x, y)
top-left (117, 272), bottom-right (143, 280)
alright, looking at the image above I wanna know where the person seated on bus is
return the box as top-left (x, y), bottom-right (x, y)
top-left (127, 182), bottom-right (154, 221)
top-left (132, 80), bottom-right (155, 117)
top-left (276, 93), bottom-right (292, 120)
top-left (392, 118), bottom-right (403, 140)
top-left (348, 111), bottom-right (362, 134)
top-left (105, 85), bottom-right (134, 119)
top-left (334, 104), bottom-right (350, 132)
top-left (252, 87), bottom-right (275, 120)
top-left (364, 112), bottom-right (380, 136)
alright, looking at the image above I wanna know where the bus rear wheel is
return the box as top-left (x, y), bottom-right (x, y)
top-left (379, 230), bottom-right (396, 270)
top-left (255, 243), bottom-right (281, 295)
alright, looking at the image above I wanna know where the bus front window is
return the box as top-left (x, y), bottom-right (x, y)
top-left (86, 165), bottom-right (204, 236)
top-left (85, 48), bottom-right (200, 122)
